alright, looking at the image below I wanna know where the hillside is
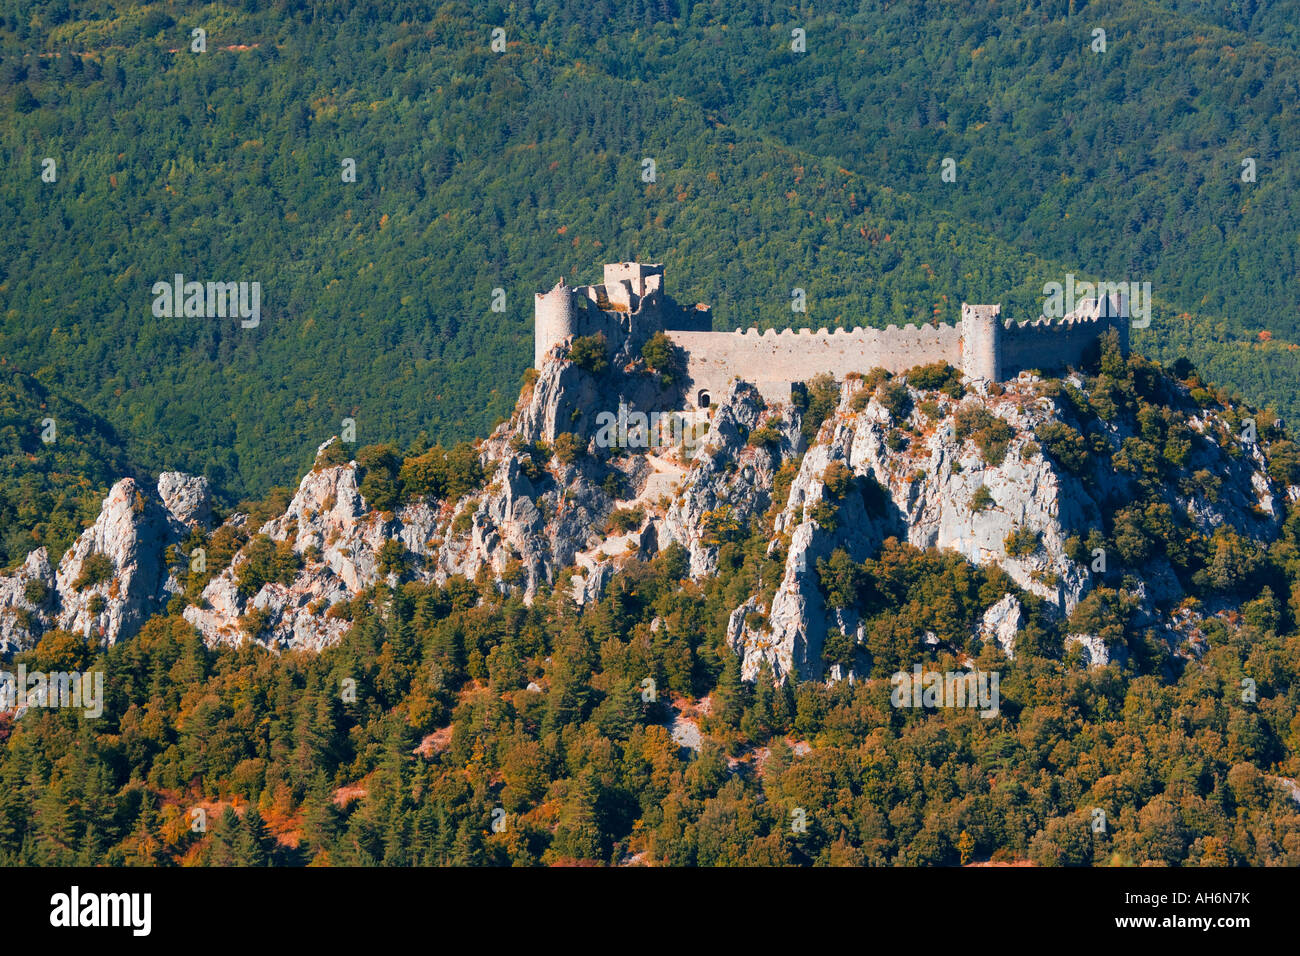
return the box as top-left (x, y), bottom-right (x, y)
top-left (3, 0), bottom-right (1300, 508)
top-left (0, 362), bottom-right (141, 568)
top-left (1, 336), bottom-right (1299, 865)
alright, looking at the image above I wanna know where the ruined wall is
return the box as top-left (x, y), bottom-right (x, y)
top-left (1000, 302), bottom-right (1127, 378)
top-left (667, 324), bottom-right (962, 407)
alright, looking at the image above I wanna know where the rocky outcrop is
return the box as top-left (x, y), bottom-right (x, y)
top-left (0, 474), bottom-right (215, 650)
top-left (3, 346), bottom-right (1290, 677)
top-left (0, 548), bottom-right (57, 654)
top-left (981, 593), bottom-right (1023, 659)
top-left (56, 477), bottom-right (197, 643)
top-left (729, 371), bottom-right (1288, 682)
top-left (185, 458), bottom-right (440, 649)
top-left (661, 381), bottom-right (804, 578)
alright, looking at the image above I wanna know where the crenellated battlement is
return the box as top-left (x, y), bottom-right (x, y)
top-left (534, 264), bottom-right (1128, 409)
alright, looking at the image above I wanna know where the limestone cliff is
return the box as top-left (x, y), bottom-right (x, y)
top-left (2, 346), bottom-right (1293, 689)
top-left (727, 370), bottom-right (1287, 681)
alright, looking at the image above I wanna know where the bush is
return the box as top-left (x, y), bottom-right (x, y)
top-left (602, 471), bottom-right (626, 499)
top-left (954, 406), bottom-right (1014, 466)
top-left (1267, 439), bottom-right (1300, 486)
top-left (796, 373), bottom-right (840, 443)
top-left (399, 442), bottom-right (485, 501)
top-left (1036, 422), bottom-right (1092, 476)
top-left (640, 331), bottom-right (678, 383)
top-left (821, 461), bottom-right (855, 499)
top-left (876, 379), bottom-right (912, 420)
top-left (552, 432), bottom-right (584, 464)
top-left (970, 485), bottom-right (995, 513)
top-left (23, 579), bottom-right (48, 605)
top-left (748, 422), bottom-right (781, 449)
top-left (607, 506), bottom-right (645, 533)
top-left (1004, 525), bottom-right (1040, 558)
top-left (241, 607), bottom-right (271, 640)
top-left (236, 535), bottom-right (302, 599)
top-left (904, 361), bottom-right (964, 398)
top-left (808, 500), bottom-right (840, 531)
top-left (378, 539), bottom-right (408, 577)
top-left (357, 443), bottom-right (402, 510)
top-left (570, 333), bottom-right (609, 374)
top-left (73, 552), bottom-right (114, 591)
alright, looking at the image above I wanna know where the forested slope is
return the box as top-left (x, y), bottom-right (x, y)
top-left (2, 0), bottom-right (1298, 503)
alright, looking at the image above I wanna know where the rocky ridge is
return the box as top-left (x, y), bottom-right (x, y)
top-left (2, 347), bottom-right (1293, 687)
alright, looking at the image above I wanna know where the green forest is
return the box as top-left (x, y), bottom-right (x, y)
top-left (4, 1), bottom-right (1300, 867)
top-left (3, 0), bottom-right (1300, 520)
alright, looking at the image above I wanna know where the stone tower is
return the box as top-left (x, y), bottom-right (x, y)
top-left (961, 303), bottom-right (1002, 382)
top-left (534, 280), bottom-right (577, 368)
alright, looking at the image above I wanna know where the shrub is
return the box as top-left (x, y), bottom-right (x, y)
top-left (876, 379), bottom-right (912, 419)
top-left (73, 552), bottom-right (114, 591)
top-left (607, 506), bottom-right (645, 534)
top-left (970, 485), bottom-right (995, 513)
top-left (861, 368), bottom-right (892, 391)
top-left (954, 406), bottom-right (1014, 466)
top-left (808, 500), bottom-right (840, 531)
top-left (399, 442), bottom-right (485, 501)
top-left (602, 471), bottom-right (626, 499)
top-left (748, 422), bottom-right (782, 449)
top-left (640, 331), bottom-right (679, 383)
top-left (241, 607), bottom-right (271, 640)
top-left (357, 443), bottom-right (402, 510)
top-left (378, 539), bottom-right (407, 577)
top-left (552, 432), bottom-right (584, 464)
top-left (818, 549), bottom-right (866, 611)
top-left (1035, 422), bottom-right (1091, 476)
top-left (701, 504), bottom-right (743, 544)
top-left (236, 535), bottom-right (302, 599)
top-left (1004, 525), bottom-right (1040, 558)
top-left (796, 373), bottom-right (840, 442)
top-left (904, 361), bottom-right (964, 398)
top-left (821, 461), bottom-right (855, 499)
top-left (23, 579), bottom-right (48, 605)
top-left (1267, 439), bottom-right (1300, 486)
top-left (452, 506), bottom-right (475, 535)
top-left (570, 333), bottom-right (609, 374)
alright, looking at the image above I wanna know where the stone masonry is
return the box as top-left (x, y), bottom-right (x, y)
top-left (535, 263), bottom-right (1129, 409)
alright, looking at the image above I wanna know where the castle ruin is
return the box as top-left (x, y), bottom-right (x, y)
top-left (535, 263), bottom-right (1130, 409)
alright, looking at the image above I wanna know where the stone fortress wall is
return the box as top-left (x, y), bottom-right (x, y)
top-left (535, 263), bottom-right (1129, 409)
top-left (667, 324), bottom-right (962, 405)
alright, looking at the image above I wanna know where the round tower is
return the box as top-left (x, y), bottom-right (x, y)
top-left (535, 280), bottom-right (577, 368)
top-left (961, 303), bottom-right (1002, 382)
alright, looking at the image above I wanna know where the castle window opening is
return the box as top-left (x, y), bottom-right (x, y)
top-left (697, 389), bottom-right (711, 409)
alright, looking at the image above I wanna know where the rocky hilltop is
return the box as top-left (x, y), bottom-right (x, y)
top-left (3, 336), bottom-right (1295, 683)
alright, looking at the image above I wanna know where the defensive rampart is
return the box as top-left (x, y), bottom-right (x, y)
top-left (667, 324), bottom-right (962, 406)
